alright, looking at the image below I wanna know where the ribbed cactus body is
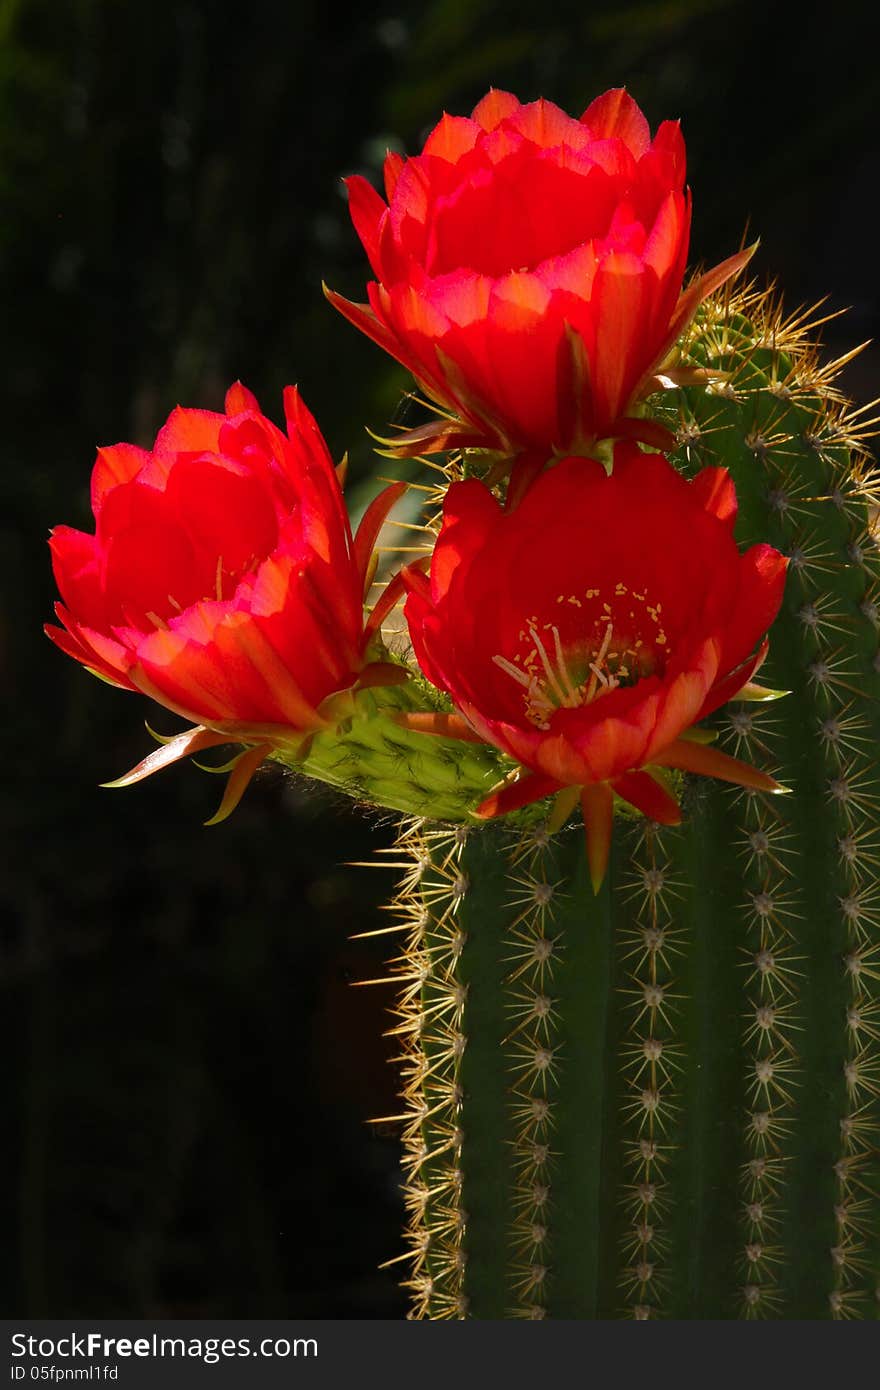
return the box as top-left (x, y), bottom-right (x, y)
top-left (370, 288), bottom-right (880, 1319)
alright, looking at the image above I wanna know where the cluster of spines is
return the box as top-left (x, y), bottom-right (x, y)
top-left (502, 824), bottom-right (562, 1318)
top-left (371, 819), bottom-right (469, 1319)
top-left (616, 819), bottom-right (682, 1318)
top-left (677, 280), bottom-right (880, 1316)
top-left (723, 704), bottom-right (798, 1320)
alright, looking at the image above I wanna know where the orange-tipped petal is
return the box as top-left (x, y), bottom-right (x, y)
top-left (650, 738), bottom-right (782, 793)
top-left (393, 711), bottom-right (486, 744)
top-left (224, 381), bottom-right (260, 415)
top-left (204, 744), bottom-right (270, 825)
top-left (580, 781), bottom-right (614, 894)
top-left (690, 466), bottom-right (737, 527)
top-left (101, 726), bottom-right (231, 788)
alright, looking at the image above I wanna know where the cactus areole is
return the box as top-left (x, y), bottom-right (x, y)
top-left (47, 89), bottom-right (879, 1319)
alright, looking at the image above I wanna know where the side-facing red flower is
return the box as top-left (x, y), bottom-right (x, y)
top-left (400, 443), bottom-right (788, 889)
top-left (327, 87), bottom-right (752, 460)
top-left (46, 383), bottom-right (405, 818)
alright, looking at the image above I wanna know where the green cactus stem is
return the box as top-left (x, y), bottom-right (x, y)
top-left (359, 284), bottom-right (880, 1319)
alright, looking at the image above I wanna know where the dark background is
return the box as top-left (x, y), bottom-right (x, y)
top-left (2, 0), bottom-right (878, 1317)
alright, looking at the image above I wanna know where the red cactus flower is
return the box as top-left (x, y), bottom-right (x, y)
top-left (46, 383), bottom-right (406, 818)
top-left (327, 87), bottom-right (752, 461)
top-left (400, 443), bottom-right (788, 889)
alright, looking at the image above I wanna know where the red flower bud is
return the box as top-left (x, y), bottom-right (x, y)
top-left (328, 88), bottom-right (752, 459)
top-left (401, 444), bottom-right (788, 888)
top-left (46, 383), bottom-right (405, 815)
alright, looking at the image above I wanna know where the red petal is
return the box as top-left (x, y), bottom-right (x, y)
top-left (651, 738), bottom-right (781, 792)
top-left (91, 443), bottom-right (152, 513)
top-left (345, 175), bottom-right (388, 278)
top-left (152, 405), bottom-right (224, 463)
top-left (423, 112), bottom-right (481, 161)
top-left (225, 382), bottom-right (261, 415)
top-left (696, 638), bottom-right (769, 722)
top-left (586, 252), bottom-right (650, 430)
top-left (383, 150), bottom-right (404, 201)
top-left (352, 480), bottom-right (407, 587)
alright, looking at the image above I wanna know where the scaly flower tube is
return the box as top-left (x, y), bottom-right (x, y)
top-left (400, 443), bottom-right (788, 889)
top-left (328, 87), bottom-right (752, 462)
top-left (46, 383), bottom-right (406, 819)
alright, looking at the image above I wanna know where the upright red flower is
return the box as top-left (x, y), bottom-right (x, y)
top-left (400, 444), bottom-right (788, 889)
top-left (46, 383), bottom-right (405, 817)
top-left (327, 88), bottom-right (751, 460)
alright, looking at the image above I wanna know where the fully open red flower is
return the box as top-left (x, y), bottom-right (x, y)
top-left (47, 383), bottom-right (405, 817)
top-left (401, 444), bottom-right (788, 887)
top-left (328, 88), bottom-right (751, 460)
